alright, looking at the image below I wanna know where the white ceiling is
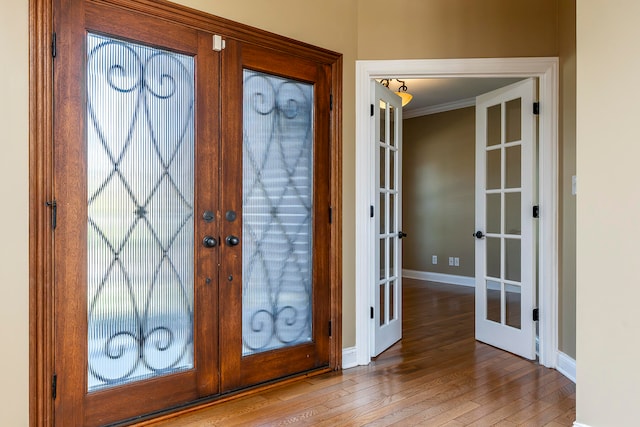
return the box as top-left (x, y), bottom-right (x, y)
top-left (382, 77), bottom-right (525, 116)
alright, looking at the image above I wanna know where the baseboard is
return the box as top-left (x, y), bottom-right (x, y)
top-left (557, 351), bottom-right (576, 383)
top-left (342, 347), bottom-right (358, 369)
top-left (573, 423), bottom-right (591, 427)
top-left (402, 269), bottom-right (475, 287)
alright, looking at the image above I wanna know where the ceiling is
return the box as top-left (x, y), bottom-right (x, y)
top-left (382, 77), bottom-right (526, 116)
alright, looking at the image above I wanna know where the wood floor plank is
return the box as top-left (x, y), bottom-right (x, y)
top-left (518, 395), bottom-right (577, 426)
top-left (149, 280), bottom-right (576, 427)
top-left (386, 396), bottom-right (480, 426)
top-left (461, 398), bottom-right (532, 425)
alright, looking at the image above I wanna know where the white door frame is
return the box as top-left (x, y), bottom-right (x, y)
top-left (354, 57), bottom-right (559, 368)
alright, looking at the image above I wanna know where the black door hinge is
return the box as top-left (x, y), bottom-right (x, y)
top-left (330, 94), bottom-right (333, 111)
top-left (533, 205), bottom-right (539, 218)
top-left (51, 32), bottom-right (57, 58)
top-left (533, 308), bottom-right (539, 321)
top-left (533, 102), bottom-right (540, 115)
top-left (328, 320), bottom-right (332, 337)
top-left (370, 104), bottom-right (374, 117)
top-left (52, 374), bottom-right (57, 399)
top-left (46, 200), bottom-right (57, 230)
top-left (370, 205), bottom-right (374, 218)
top-left (370, 306), bottom-right (374, 319)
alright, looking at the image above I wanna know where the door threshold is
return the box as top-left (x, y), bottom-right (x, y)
top-left (119, 366), bottom-right (336, 426)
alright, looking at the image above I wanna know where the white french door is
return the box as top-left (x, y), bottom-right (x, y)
top-left (474, 78), bottom-right (537, 360)
top-left (372, 81), bottom-right (404, 357)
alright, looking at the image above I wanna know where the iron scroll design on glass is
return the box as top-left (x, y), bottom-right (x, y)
top-left (242, 70), bottom-right (314, 354)
top-left (86, 34), bottom-right (195, 391)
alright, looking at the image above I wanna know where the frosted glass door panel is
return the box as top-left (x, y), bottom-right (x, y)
top-left (242, 69), bottom-right (314, 355)
top-left (86, 33), bottom-right (195, 392)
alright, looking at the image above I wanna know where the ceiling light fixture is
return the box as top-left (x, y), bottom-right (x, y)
top-left (380, 78), bottom-right (413, 107)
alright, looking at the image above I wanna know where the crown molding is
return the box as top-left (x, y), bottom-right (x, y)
top-left (403, 97), bottom-right (475, 119)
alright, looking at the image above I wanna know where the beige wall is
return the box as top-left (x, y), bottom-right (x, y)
top-left (576, 1), bottom-right (640, 425)
top-left (559, 0), bottom-right (577, 359)
top-left (0, 1), bottom-right (30, 425)
top-left (402, 108), bottom-right (475, 277)
top-left (357, 0), bottom-right (558, 59)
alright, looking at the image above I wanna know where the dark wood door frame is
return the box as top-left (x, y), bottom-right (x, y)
top-left (29, 0), bottom-right (342, 424)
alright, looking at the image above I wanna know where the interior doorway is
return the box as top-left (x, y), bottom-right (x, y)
top-left (354, 58), bottom-right (559, 369)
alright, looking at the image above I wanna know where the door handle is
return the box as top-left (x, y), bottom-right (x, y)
top-left (202, 236), bottom-right (218, 248)
top-left (473, 231), bottom-right (485, 239)
top-left (225, 235), bottom-right (240, 246)
top-left (398, 231), bottom-right (407, 239)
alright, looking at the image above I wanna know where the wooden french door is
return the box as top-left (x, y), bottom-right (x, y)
top-left (219, 41), bottom-right (332, 391)
top-left (52, 1), bottom-right (333, 425)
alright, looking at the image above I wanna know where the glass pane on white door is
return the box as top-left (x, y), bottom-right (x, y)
top-left (87, 33), bottom-right (195, 391)
top-left (505, 284), bottom-right (522, 329)
top-left (242, 69), bottom-right (314, 355)
top-left (482, 98), bottom-right (525, 330)
top-left (377, 99), bottom-right (400, 330)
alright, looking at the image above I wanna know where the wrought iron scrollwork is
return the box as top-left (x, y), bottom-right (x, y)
top-left (241, 70), bottom-right (314, 354)
top-left (86, 34), bottom-right (195, 391)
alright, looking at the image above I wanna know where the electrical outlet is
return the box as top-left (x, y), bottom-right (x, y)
top-left (454, 257), bottom-right (460, 266)
top-left (448, 257), bottom-right (454, 266)
top-left (432, 255), bottom-right (438, 265)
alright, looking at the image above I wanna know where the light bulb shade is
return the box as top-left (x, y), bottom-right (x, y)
top-left (395, 91), bottom-right (413, 107)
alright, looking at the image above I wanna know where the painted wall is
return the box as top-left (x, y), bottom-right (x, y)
top-left (0, 1), bottom-right (30, 425)
top-left (576, 1), bottom-right (640, 425)
top-left (559, 0), bottom-right (577, 360)
top-left (402, 108), bottom-right (475, 277)
top-left (357, 0), bottom-right (558, 59)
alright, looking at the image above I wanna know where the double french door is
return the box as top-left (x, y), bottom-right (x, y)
top-left (52, 1), bottom-right (334, 425)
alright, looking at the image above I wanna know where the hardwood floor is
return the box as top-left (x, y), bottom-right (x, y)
top-left (150, 279), bottom-right (576, 426)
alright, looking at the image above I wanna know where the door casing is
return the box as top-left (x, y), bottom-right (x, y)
top-left (354, 58), bottom-right (559, 369)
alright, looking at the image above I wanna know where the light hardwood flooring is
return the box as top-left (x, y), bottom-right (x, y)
top-left (150, 279), bottom-right (576, 426)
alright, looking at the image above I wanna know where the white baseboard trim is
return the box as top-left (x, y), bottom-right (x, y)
top-left (573, 423), bottom-right (591, 427)
top-left (342, 347), bottom-right (358, 369)
top-left (557, 351), bottom-right (576, 383)
top-left (403, 269), bottom-right (475, 288)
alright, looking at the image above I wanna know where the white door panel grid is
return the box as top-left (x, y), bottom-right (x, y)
top-left (475, 78), bottom-right (537, 360)
top-left (372, 81), bottom-right (403, 357)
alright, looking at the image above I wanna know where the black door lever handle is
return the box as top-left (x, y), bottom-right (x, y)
top-left (473, 231), bottom-right (485, 239)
